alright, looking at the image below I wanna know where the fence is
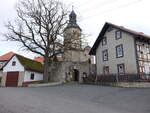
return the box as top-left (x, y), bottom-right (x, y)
top-left (0, 77), bottom-right (1, 84)
top-left (83, 74), bottom-right (150, 83)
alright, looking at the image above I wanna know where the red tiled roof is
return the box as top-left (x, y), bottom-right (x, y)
top-left (34, 57), bottom-right (63, 64)
top-left (34, 57), bottom-right (44, 64)
top-left (0, 52), bottom-right (15, 61)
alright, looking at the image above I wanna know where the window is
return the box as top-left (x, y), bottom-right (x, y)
top-left (115, 30), bottom-right (122, 40)
top-left (116, 44), bottom-right (124, 58)
top-left (103, 66), bottom-right (109, 75)
top-left (139, 66), bottom-right (145, 73)
top-left (12, 61), bottom-right (16, 66)
top-left (117, 64), bottom-right (125, 75)
top-left (30, 73), bottom-right (34, 80)
top-left (102, 37), bottom-right (107, 46)
top-left (146, 47), bottom-right (150, 54)
top-left (147, 53), bottom-right (150, 60)
top-left (102, 50), bottom-right (108, 61)
top-left (149, 67), bottom-right (150, 75)
top-left (137, 44), bottom-right (142, 52)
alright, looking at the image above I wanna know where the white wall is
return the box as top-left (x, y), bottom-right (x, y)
top-left (24, 71), bottom-right (43, 82)
top-left (3, 56), bottom-right (24, 72)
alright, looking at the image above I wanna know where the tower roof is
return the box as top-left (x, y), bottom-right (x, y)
top-left (69, 10), bottom-right (77, 23)
top-left (65, 10), bottom-right (81, 31)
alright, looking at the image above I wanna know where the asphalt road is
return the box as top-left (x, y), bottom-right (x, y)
top-left (0, 83), bottom-right (150, 113)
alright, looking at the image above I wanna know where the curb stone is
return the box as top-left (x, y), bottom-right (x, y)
top-left (28, 82), bottom-right (63, 87)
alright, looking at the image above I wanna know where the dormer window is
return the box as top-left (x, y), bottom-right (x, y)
top-left (115, 30), bottom-right (122, 40)
top-left (12, 61), bottom-right (16, 66)
top-left (102, 37), bottom-right (107, 46)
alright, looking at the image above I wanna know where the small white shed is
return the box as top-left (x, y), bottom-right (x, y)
top-left (1, 54), bottom-right (43, 87)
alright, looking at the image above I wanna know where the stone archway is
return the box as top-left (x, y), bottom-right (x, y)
top-left (73, 69), bottom-right (79, 81)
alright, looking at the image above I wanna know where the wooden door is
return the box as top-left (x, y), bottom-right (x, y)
top-left (6, 72), bottom-right (19, 87)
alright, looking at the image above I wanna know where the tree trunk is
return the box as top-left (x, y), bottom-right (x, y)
top-left (43, 56), bottom-right (49, 82)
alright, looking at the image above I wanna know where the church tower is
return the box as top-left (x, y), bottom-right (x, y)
top-left (64, 10), bottom-right (82, 62)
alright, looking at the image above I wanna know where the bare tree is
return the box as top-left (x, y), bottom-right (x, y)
top-left (4, 0), bottom-right (68, 82)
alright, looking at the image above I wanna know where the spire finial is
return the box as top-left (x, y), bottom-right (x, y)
top-left (72, 5), bottom-right (74, 11)
top-left (66, 7), bottom-right (81, 31)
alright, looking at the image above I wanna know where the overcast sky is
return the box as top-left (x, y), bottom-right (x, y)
top-left (0, 0), bottom-right (149, 58)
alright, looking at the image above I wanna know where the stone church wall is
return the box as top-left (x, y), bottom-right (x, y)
top-left (48, 61), bottom-right (96, 83)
